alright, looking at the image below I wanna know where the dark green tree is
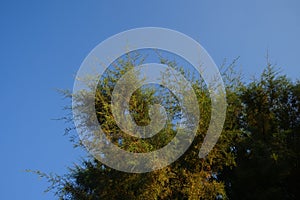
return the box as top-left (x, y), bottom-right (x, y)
top-left (223, 63), bottom-right (300, 200)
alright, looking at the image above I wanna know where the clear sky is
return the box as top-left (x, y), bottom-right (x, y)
top-left (0, 0), bottom-right (299, 199)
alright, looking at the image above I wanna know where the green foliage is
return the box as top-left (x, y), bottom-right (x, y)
top-left (223, 63), bottom-right (300, 200)
top-left (40, 53), bottom-right (300, 199)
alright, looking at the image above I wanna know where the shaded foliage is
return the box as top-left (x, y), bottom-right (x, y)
top-left (222, 63), bottom-right (300, 200)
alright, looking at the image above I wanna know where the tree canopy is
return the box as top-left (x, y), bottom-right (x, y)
top-left (38, 52), bottom-right (300, 200)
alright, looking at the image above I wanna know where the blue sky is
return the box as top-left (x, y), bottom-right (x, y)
top-left (0, 0), bottom-right (299, 199)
